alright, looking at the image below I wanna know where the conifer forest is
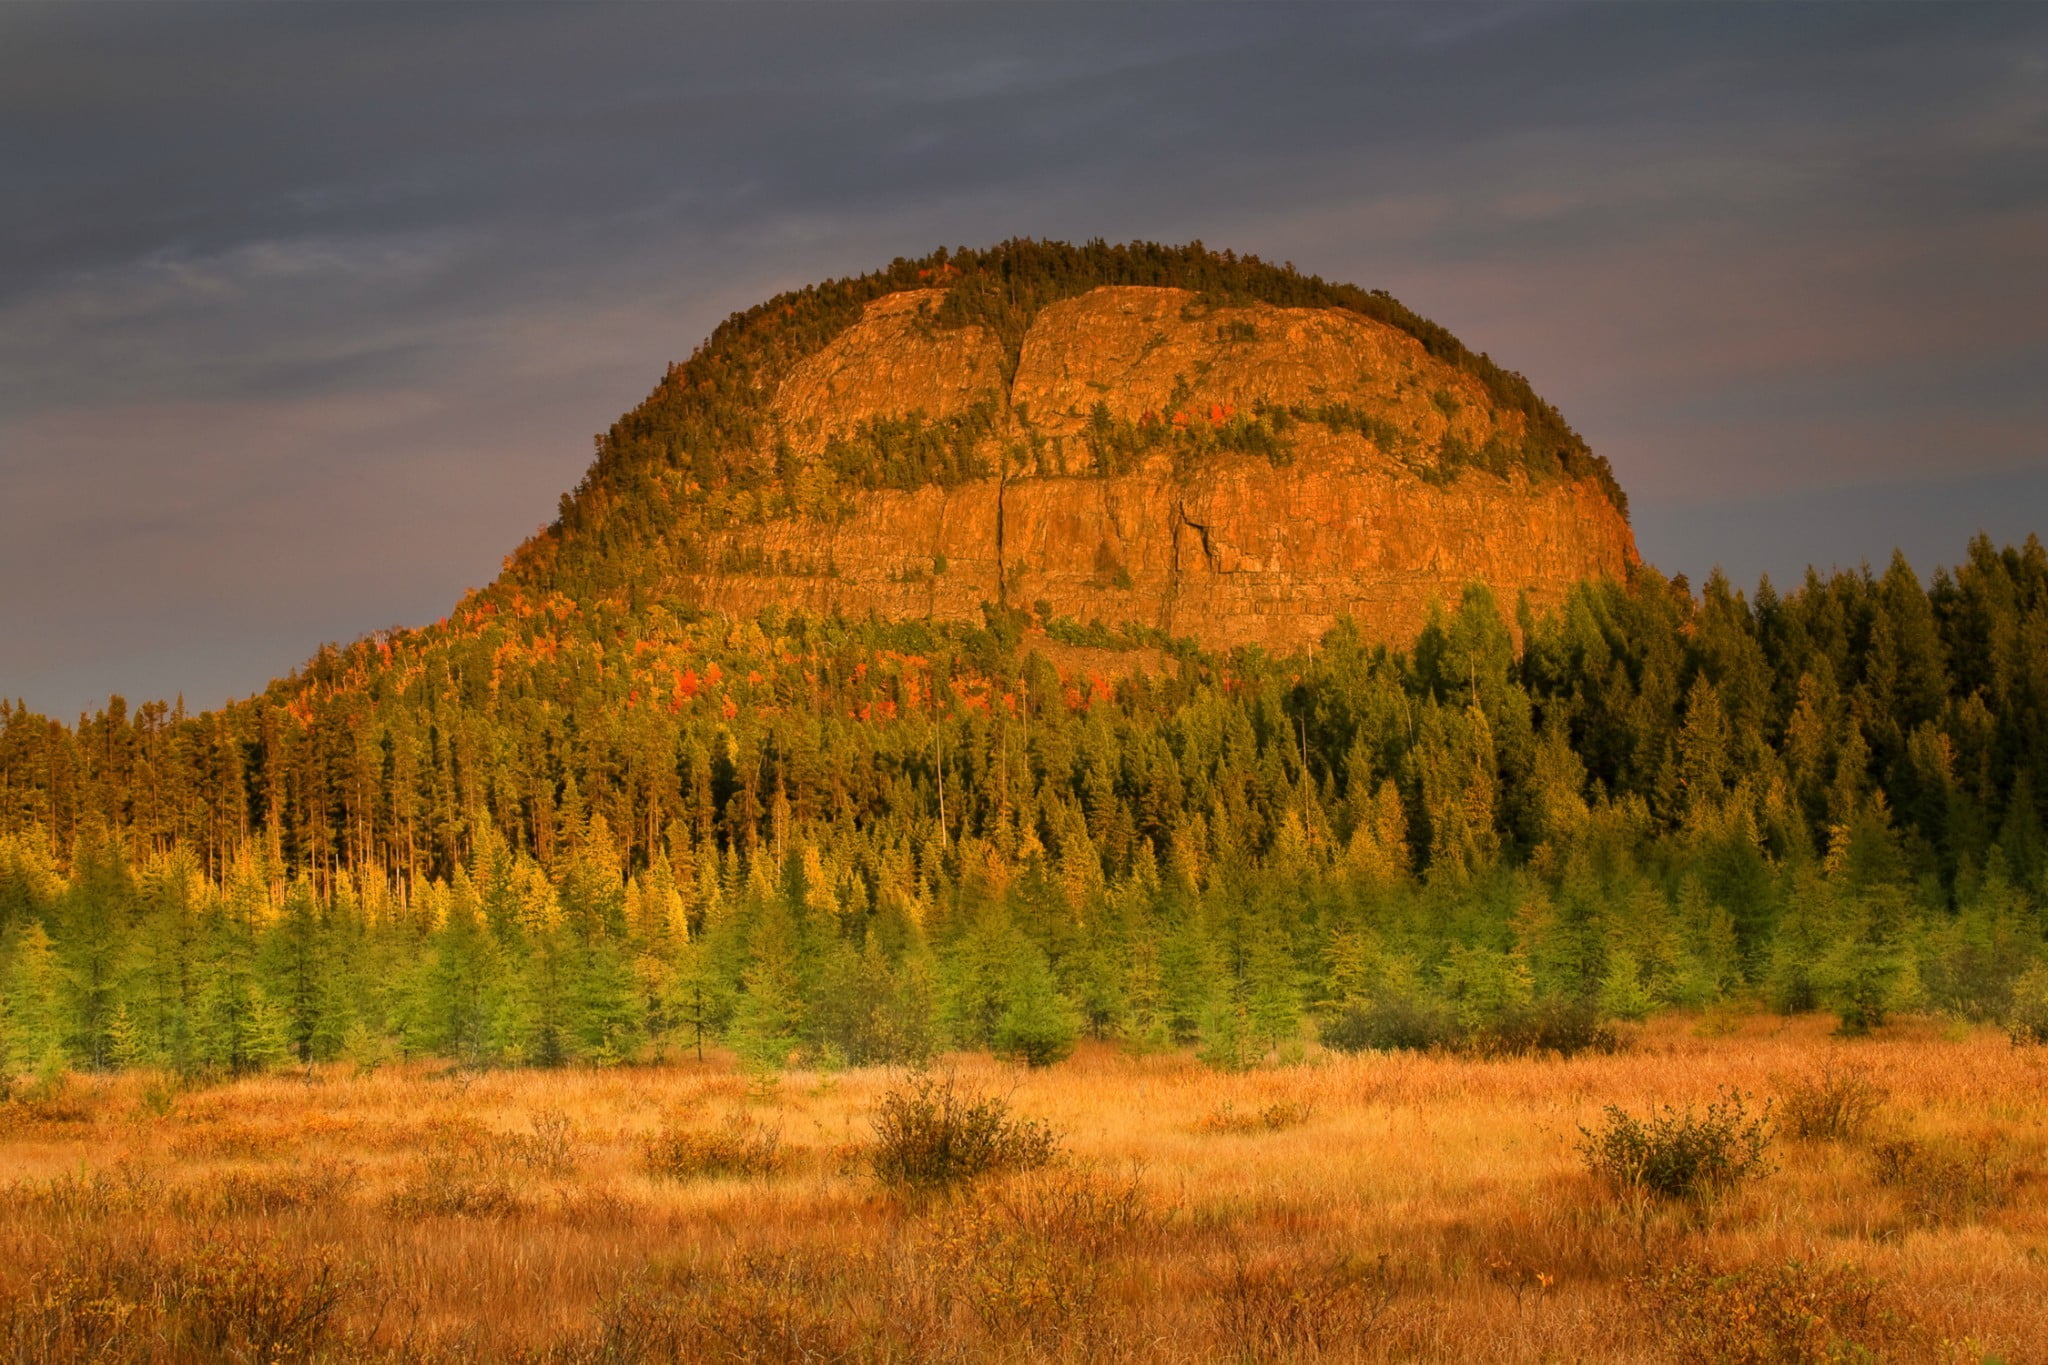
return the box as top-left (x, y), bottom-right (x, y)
top-left (5, 533), bottom-right (2046, 1078)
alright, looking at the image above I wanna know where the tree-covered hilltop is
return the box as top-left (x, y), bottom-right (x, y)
top-left (516, 239), bottom-right (1625, 605)
top-left (2, 535), bottom-right (2045, 1075)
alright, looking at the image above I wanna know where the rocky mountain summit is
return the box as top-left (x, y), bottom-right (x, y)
top-left (518, 242), bottom-right (1638, 650)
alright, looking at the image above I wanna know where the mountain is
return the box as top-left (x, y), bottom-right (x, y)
top-left (3, 242), bottom-right (2047, 1080)
top-left (508, 240), bottom-right (1636, 652)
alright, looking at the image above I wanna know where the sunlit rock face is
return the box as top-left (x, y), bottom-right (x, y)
top-left (672, 284), bottom-right (1636, 650)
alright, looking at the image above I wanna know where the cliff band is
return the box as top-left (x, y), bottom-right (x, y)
top-left (660, 283), bottom-right (1636, 650)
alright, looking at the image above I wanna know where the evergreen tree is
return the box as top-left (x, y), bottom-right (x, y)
top-left (993, 936), bottom-right (1080, 1067)
top-left (4, 921), bottom-right (69, 1076)
top-left (1242, 912), bottom-right (1302, 1056)
top-left (731, 899), bottom-right (805, 1070)
top-left (571, 937), bottom-right (643, 1065)
top-left (663, 939), bottom-right (731, 1062)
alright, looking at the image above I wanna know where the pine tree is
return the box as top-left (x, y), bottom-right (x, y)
top-left (1598, 949), bottom-right (1656, 1021)
top-left (1197, 990), bottom-right (1251, 1072)
top-left (993, 935), bottom-right (1079, 1067)
top-left (261, 880), bottom-right (327, 1062)
top-left (513, 923), bottom-right (573, 1067)
top-left (1674, 876), bottom-right (1743, 1004)
top-left (731, 899), bottom-right (806, 1070)
top-left (108, 1002), bottom-right (150, 1070)
top-left (1438, 942), bottom-right (1535, 1040)
top-left (571, 937), bottom-right (643, 1065)
top-left (1242, 913), bottom-right (1301, 1057)
top-left (4, 921), bottom-right (69, 1077)
top-left (246, 990), bottom-right (296, 1072)
top-left (1158, 913), bottom-right (1219, 1045)
top-left (663, 939), bottom-right (729, 1063)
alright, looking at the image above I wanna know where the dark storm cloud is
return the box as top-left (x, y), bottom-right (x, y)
top-left (2, 2), bottom-right (2044, 717)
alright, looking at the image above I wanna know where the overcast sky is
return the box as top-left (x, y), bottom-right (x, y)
top-left (3, 2), bottom-right (2044, 719)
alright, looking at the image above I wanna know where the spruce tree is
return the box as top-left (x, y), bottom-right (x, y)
top-left (731, 898), bottom-right (806, 1070)
top-left (4, 921), bottom-right (69, 1077)
top-left (1242, 913), bottom-right (1301, 1057)
top-left (571, 937), bottom-right (643, 1065)
top-left (663, 939), bottom-right (730, 1062)
top-left (108, 1002), bottom-right (149, 1070)
top-left (993, 936), bottom-right (1079, 1067)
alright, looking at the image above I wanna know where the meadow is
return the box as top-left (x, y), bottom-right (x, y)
top-left (2, 1015), bottom-right (2044, 1363)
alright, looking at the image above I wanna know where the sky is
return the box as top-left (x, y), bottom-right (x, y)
top-left (2, 3), bottom-right (2044, 720)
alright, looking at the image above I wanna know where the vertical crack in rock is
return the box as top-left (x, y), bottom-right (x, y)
top-left (995, 474), bottom-right (1007, 610)
top-left (1178, 502), bottom-right (1222, 574)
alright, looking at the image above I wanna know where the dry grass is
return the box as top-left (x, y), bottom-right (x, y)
top-left (0, 1014), bottom-right (2043, 1361)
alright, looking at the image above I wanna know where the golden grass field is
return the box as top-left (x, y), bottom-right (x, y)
top-left (2, 1014), bottom-right (2045, 1362)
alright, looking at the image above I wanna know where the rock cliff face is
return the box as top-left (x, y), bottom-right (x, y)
top-left (680, 284), bottom-right (1637, 651)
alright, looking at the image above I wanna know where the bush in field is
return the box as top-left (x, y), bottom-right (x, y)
top-left (384, 1145), bottom-right (522, 1218)
top-left (1319, 996), bottom-right (1456, 1054)
top-left (1579, 1089), bottom-right (1773, 1203)
top-left (1778, 1063), bottom-right (1887, 1143)
top-left (2, 1234), bottom-right (355, 1363)
top-left (868, 1070), bottom-right (1060, 1192)
top-left (642, 1112), bottom-right (785, 1180)
top-left (500, 1108), bottom-right (580, 1176)
top-left (1474, 1000), bottom-right (1621, 1059)
top-left (590, 1250), bottom-right (861, 1363)
top-left (1195, 1100), bottom-right (1314, 1135)
top-left (1319, 994), bottom-right (1618, 1059)
top-left (1637, 1257), bottom-right (1910, 1364)
top-left (1870, 1135), bottom-right (2018, 1226)
top-left (2006, 960), bottom-right (2048, 1045)
top-left (1211, 1250), bottom-right (1397, 1358)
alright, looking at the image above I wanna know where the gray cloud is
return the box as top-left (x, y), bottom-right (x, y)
top-left (1, 1), bottom-right (2043, 716)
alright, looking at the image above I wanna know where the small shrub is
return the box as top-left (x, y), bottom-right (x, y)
top-left (170, 1121), bottom-right (276, 1161)
top-left (1211, 1250), bottom-right (1396, 1359)
top-left (1195, 1100), bottom-right (1314, 1135)
top-left (1693, 1002), bottom-right (1749, 1038)
top-left (384, 1145), bottom-right (521, 1219)
top-left (1637, 1257), bottom-right (1909, 1364)
top-left (1319, 996), bottom-right (1455, 1053)
top-left (643, 1112), bottom-right (786, 1180)
top-left (1475, 1001), bottom-right (1621, 1059)
top-left (203, 1159), bottom-right (359, 1218)
top-left (868, 1071), bottom-right (1060, 1192)
top-left (1320, 996), bottom-right (1620, 1058)
top-left (501, 1107), bottom-right (579, 1176)
top-left (593, 1250), bottom-right (863, 1362)
top-left (137, 1076), bottom-right (181, 1119)
top-left (923, 1167), bottom-right (1148, 1353)
top-left (2006, 960), bottom-right (2048, 1045)
top-left (1579, 1089), bottom-right (1773, 1203)
top-left (5, 1163), bottom-right (163, 1220)
top-left (5, 1235), bottom-right (355, 1364)
top-left (1779, 1063), bottom-right (1888, 1143)
top-left (174, 1240), bottom-right (355, 1361)
top-left (1870, 1135), bottom-right (2018, 1225)
top-left (553, 1184), bottom-right (643, 1228)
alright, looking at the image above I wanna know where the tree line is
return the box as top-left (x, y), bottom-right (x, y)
top-left (3, 533), bottom-right (2045, 1078)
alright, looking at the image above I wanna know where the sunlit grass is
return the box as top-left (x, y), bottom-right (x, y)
top-left (1, 1013), bottom-right (2043, 1360)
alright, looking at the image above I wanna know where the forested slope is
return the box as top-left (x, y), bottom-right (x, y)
top-left (2, 539), bottom-right (2044, 1074)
